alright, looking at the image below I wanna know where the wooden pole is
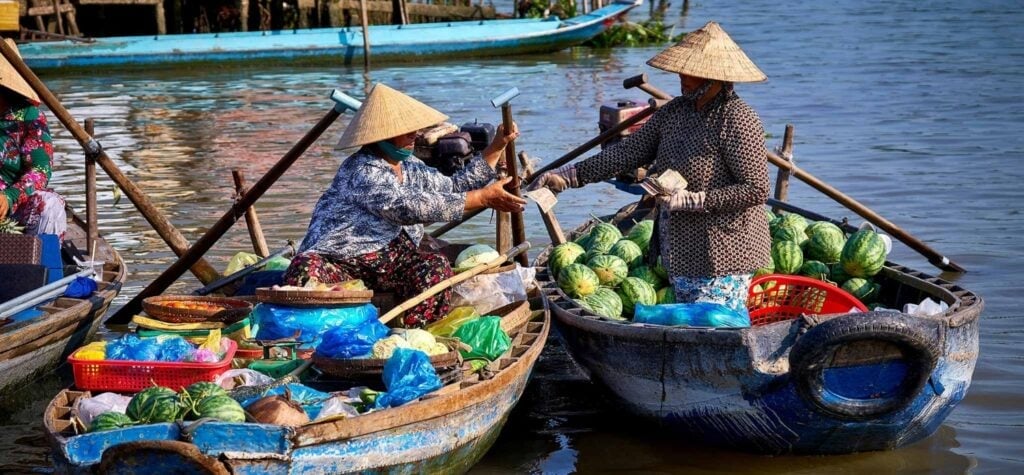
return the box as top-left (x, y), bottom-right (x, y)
top-left (155, 0), bottom-right (167, 35)
top-left (431, 99), bottom-right (663, 238)
top-left (501, 103), bottom-right (528, 267)
top-left (771, 124), bottom-right (794, 215)
top-left (359, 0), bottom-right (371, 72)
top-left (84, 118), bottom-right (98, 258)
top-left (0, 40), bottom-right (222, 285)
top-left (518, 151), bottom-right (534, 181)
top-left (107, 93), bottom-right (359, 325)
top-left (51, 0), bottom-right (65, 36)
top-left (232, 170), bottom-right (270, 257)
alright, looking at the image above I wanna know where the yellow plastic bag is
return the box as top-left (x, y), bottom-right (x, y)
top-left (225, 252), bottom-right (260, 275)
top-left (74, 341), bottom-right (107, 360)
top-left (197, 329), bottom-right (223, 354)
top-left (425, 306), bottom-right (480, 337)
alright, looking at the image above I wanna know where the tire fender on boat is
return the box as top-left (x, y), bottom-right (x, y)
top-left (788, 312), bottom-right (941, 421)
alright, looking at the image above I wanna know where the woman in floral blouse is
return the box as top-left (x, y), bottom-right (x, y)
top-left (285, 83), bottom-right (526, 327)
top-left (530, 22), bottom-right (771, 318)
top-left (0, 40), bottom-right (65, 239)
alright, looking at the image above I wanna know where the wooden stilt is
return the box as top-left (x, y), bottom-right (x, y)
top-left (232, 170), bottom-right (270, 257)
top-left (84, 119), bottom-right (98, 259)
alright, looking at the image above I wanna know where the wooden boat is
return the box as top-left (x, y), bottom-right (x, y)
top-left (45, 295), bottom-right (550, 473)
top-left (17, 1), bottom-right (641, 71)
top-left (0, 214), bottom-right (126, 395)
top-left (535, 203), bottom-right (982, 455)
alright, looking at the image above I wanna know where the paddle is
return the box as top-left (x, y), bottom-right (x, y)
top-left (378, 241), bottom-right (530, 326)
top-left (624, 77), bottom-right (966, 273)
top-left (191, 243), bottom-right (296, 296)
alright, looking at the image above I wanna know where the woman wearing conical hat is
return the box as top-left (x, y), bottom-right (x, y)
top-left (0, 39), bottom-right (66, 239)
top-left (285, 83), bottom-right (525, 328)
top-left (530, 22), bottom-right (771, 319)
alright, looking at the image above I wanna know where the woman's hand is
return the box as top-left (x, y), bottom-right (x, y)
top-left (483, 122), bottom-right (520, 167)
top-left (466, 177), bottom-right (527, 213)
top-left (525, 165), bottom-right (578, 194)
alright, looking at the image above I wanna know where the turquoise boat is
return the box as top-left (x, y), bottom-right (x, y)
top-left (17, 1), bottom-right (641, 71)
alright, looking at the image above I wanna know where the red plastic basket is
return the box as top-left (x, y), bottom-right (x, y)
top-left (747, 275), bottom-right (868, 326)
top-left (68, 340), bottom-right (237, 392)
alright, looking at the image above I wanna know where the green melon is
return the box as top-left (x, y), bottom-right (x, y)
top-left (558, 263), bottom-right (601, 298)
top-left (587, 254), bottom-right (629, 287)
top-left (625, 220), bottom-right (655, 253)
top-left (842, 277), bottom-right (879, 303)
top-left (754, 262), bottom-right (775, 278)
top-left (830, 262), bottom-right (852, 286)
top-left (193, 395), bottom-right (246, 423)
top-left (799, 260), bottom-right (831, 281)
top-left (548, 242), bottom-right (585, 279)
top-left (90, 412), bottom-right (136, 433)
top-left (772, 225), bottom-right (808, 247)
top-left (126, 387), bottom-right (181, 424)
top-left (656, 286), bottom-right (675, 304)
top-left (771, 240), bottom-right (804, 275)
top-left (805, 221), bottom-right (843, 239)
top-left (184, 382), bottom-right (228, 402)
top-left (805, 226), bottom-right (847, 264)
top-left (616, 277), bottom-right (657, 318)
top-left (584, 248), bottom-right (606, 263)
top-left (628, 265), bottom-right (666, 289)
top-left (583, 287), bottom-right (625, 320)
top-left (653, 256), bottom-right (669, 280)
top-left (608, 239), bottom-right (644, 269)
top-left (586, 222), bottom-right (623, 254)
top-left (840, 229), bottom-right (887, 278)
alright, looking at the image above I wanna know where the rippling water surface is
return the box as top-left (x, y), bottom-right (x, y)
top-left (2, 0), bottom-right (1022, 472)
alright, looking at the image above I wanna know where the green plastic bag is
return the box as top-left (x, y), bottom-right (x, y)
top-left (264, 256), bottom-right (292, 271)
top-left (452, 316), bottom-right (510, 361)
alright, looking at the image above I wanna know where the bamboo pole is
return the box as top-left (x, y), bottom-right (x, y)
top-left (493, 90), bottom-right (528, 267)
top-left (107, 90), bottom-right (362, 325)
top-left (232, 170), bottom-right (270, 257)
top-left (84, 118), bottom-right (98, 258)
top-left (771, 124), bottom-right (794, 214)
top-left (0, 40), bottom-right (222, 284)
top-left (359, 0), bottom-right (371, 72)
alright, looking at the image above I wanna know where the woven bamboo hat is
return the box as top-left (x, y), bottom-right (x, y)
top-left (0, 40), bottom-right (40, 103)
top-left (646, 21), bottom-right (766, 83)
top-left (336, 83), bottom-right (449, 150)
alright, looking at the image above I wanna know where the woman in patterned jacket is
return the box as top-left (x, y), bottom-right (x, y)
top-left (0, 40), bottom-right (65, 239)
top-left (529, 22), bottom-right (771, 317)
top-left (285, 83), bottom-right (526, 327)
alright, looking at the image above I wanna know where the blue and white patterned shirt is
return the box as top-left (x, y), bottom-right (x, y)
top-left (299, 149), bottom-right (496, 258)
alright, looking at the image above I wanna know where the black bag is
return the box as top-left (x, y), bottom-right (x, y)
top-left (425, 132), bottom-right (473, 176)
top-left (460, 121), bottom-right (495, 152)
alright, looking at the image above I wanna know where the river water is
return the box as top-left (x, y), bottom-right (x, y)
top-left (2, 0), bottom-right (1022, 472)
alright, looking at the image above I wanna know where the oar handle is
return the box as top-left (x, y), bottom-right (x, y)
top-left (378, 241), bottom-right (531, 325)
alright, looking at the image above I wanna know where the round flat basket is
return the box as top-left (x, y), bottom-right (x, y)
top-left (142, 296), bottom-right (253, 324)
top-left (255, 287), bottom-right (374, 308)
top-left (313, 345), bottom-right (461, 380)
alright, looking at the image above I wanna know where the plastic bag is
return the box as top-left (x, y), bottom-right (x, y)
top-left (316, 316), bottom-right (389, 358)
top-left (373, 348), bottom-right (443, 409)
top-left (64, 276), bottom-right (97, 298)
top-left (425, 306), bottom-right (480, 338)
top-left (157, 336), bottom-right (196, 362)
top-left (633, 302), bottom-right (751, 328)
top-left (252, 303), bottom-right (378, 349)
top-left (73, 392), bottom-right (132, 428)
top-left (238, 383), bottom-right (331, 420)
top-left (453, 316), bottom-right (511, 361)
top-left (316, 395), bottom-right (362, 420)
top-left (215, 369), bottom-right (274, 390)
top-left (903, 297), bottom-right (949, 317)
top-left (264, 256), bottom-right (292, 271)
top-left (451, 264), bottom-right (535, 315)
top-left (105, 335), bottom-right (160, 361)
top-left (225, 252), bottom-right (261, 275)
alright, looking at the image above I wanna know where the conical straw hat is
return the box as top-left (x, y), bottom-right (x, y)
top-left (336, 83), bottom-right (448, 150)
top-left (647, 22), bottom-right (766, 83)
top-left (0, 39), bottom-right (40, 103)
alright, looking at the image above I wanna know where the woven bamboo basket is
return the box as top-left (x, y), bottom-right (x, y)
top-left (312, 338), bottom-right (462, 380)
top-left (141, 295), bottom-right (252, 324)
top-left (255, 287), bottom-right (374, 307)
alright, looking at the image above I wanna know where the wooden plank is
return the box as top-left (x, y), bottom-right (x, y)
top-left (340, 0), bottom-right (494, 18)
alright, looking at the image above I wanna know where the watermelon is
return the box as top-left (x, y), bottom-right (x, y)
top-left (184, 382), bottom-right (228, 402)
top-left (840, 229), bottom-right (887, 278)
top-left (830, 262), bottom-right (852, 286)
top-left (628, 265), bottom-right (666, 289)
top-left (799, 260), bottom-right (830, 281)
top-left (625, 219), bottom-right (655, 253)
top-left (805, 221), bottom-right (843, 239)
top-left (126, 387), bottom-right (181, 424)
top-left (548, 242), bottom-right (585, 278)
top-left (193, 395), bottom-right (246, 423)
top-left (754, 263), bottom-right (775, 278)
top-left (779, 213), bottom-right (808, 233)
top-left (90, 412), bottom-right (136, 433)
top-left (584, 248), bottom-right (606, 263)
top-left (617, 277), bottom-right (657, 318)
top-left (586, 222), bottom-right (623, 253)
top-left (772, 225), bottom-right (807, 247)
top-left (608, 239), bottom-right (644, 268)
top-left (771, 240), bottom-right (804, 275)
top-left (587, 254), bottom-right (629, 287)
top-left (764, 208), bottom-right (777, 223)
top-left (574, 231), bottom-right (593, 250)
top-left (583, 287), bottom-right (625, 320)
top-left (656, 286), bottom-right (675, 304)
top-left (653, 256), bottom-right (669, 280)
top-left (805, 226), bottom-right (846, 264)
top-left (558, 263), bottom-right (601, 298)
top-left (842, 278), bottom-right (879, 303)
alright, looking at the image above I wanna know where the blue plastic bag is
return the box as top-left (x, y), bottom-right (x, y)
top-left (633, 302), bottom-right (751, 328)
top-left (105, 334), bottom-right (197, 361)
top-left (64, 276), bottom-right (96, 298)
top-left (252, 303), bottom-right (378, 349)
top-left (238, 383), bottom-right (331, 420)
top-left (156, 336), bottom-right (195, 362)
top-left (316, 316), bottom-right (389, 358)
top-left (373, 348), bottom-right (443, 409)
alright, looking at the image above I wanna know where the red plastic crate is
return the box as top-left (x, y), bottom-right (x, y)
top-left (68, 340), bottom-right (237, 392)
top-left (747, 275), bottom-right (867, 326)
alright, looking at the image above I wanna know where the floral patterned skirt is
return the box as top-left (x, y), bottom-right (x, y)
top-left (283, 232), bottom-right (453, 328)
top-left (11, 189), bottom-right (66, 240)
top-left (671, 273), bottom-right (753, 317)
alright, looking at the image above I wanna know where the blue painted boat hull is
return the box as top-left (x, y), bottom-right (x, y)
top-left (17, 2), bottom-right (640, 70)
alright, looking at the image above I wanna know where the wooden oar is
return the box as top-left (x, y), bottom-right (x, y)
top-left (430, 98), bottom-right (666, 238)
top-left (625, 77), bottom-right (966, 273)
top-left (378, 241), bottom-right (531, 325)
top-left (191, 243), bottom-right (295, 296)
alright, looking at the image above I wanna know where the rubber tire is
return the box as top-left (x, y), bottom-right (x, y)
top-left (789, 312), bottom-right (941, 421)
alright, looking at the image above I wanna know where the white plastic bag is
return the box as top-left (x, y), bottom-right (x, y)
top-left (73, 392), bottom-right (132, 428)
top-left (904, 297), bottom-right (949, 317)
top-left (451, 264), bottom-right (535, 315)
top-left (215, 368), bottom-right (275, 390)
top-left (316, 395), bottom-right (362, 420)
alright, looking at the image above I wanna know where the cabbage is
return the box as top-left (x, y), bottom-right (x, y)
top-left (427, 342), bottom-right (449, 356)
top-left (372, 335), bottom-right (411, 359)
top-left (403, 329), bottom-right (437, 351)
top-left (454, 244), bottom-right (499, 272)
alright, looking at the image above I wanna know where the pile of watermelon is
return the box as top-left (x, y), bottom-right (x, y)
top-left (759, 208), bottom-right (890, 305)
top-left (89, 382), bottom-right (246, 432)
top-left (549, 219), bottom-right (673, 320)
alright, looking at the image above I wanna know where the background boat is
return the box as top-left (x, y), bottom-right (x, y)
top-left (16, 1), bottom-right (641, 71)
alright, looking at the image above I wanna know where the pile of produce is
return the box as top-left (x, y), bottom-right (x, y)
top-left (372, 329), bottom-right (450, 359)
top-left (89, 382), bottom-right (245, 432)
top-left (0, 217), bottom-right (24, 234)
top-left (757, 208), bottom-right (890, 305)
top-left (549, 219), bottom-right (669, 320)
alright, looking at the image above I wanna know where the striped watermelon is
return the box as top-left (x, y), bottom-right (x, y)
top-left (194, 395), bottom-right (246, 423)
top-left (771, 240), bottom-right (804, 274)
top-left (830, 262), bottom-right (852, 286)
top-left (583, 287), bottom-right (624, 320)
top-left (548, 242), bottom-right (585, 279)
top-left (586, 222), bottom-right (622, 254)
top-left (799, 260), bottom-right (830, 281)
top-left (617, 277), bottom-right (656, 318)
top-left (806, 226), bottom-right (846, 264)
top-left (587, 254), bottom-right (629, 287)
top-left (558, 263), bottom-right (600, 298)
top-left (840, 229), bottom-right (887, 278)
top-left (608, 239), bottom-right (644, 269)
top-left (842, 277), bottom-right (879, 303)
top-left (625, 219), bottom-right (655, 253)
top-left (653, 256), bottom-right (669, 280)
top-left (126, 387), bottom-right (181, 424)
top-left (656, 286), bottom-right (675, 304)
top-left (90, 412), bottom-right (136, 432)
top-left (628, 265), bottom-right (666, 289)
top-left (184, 382), bottom-right (227, 402)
